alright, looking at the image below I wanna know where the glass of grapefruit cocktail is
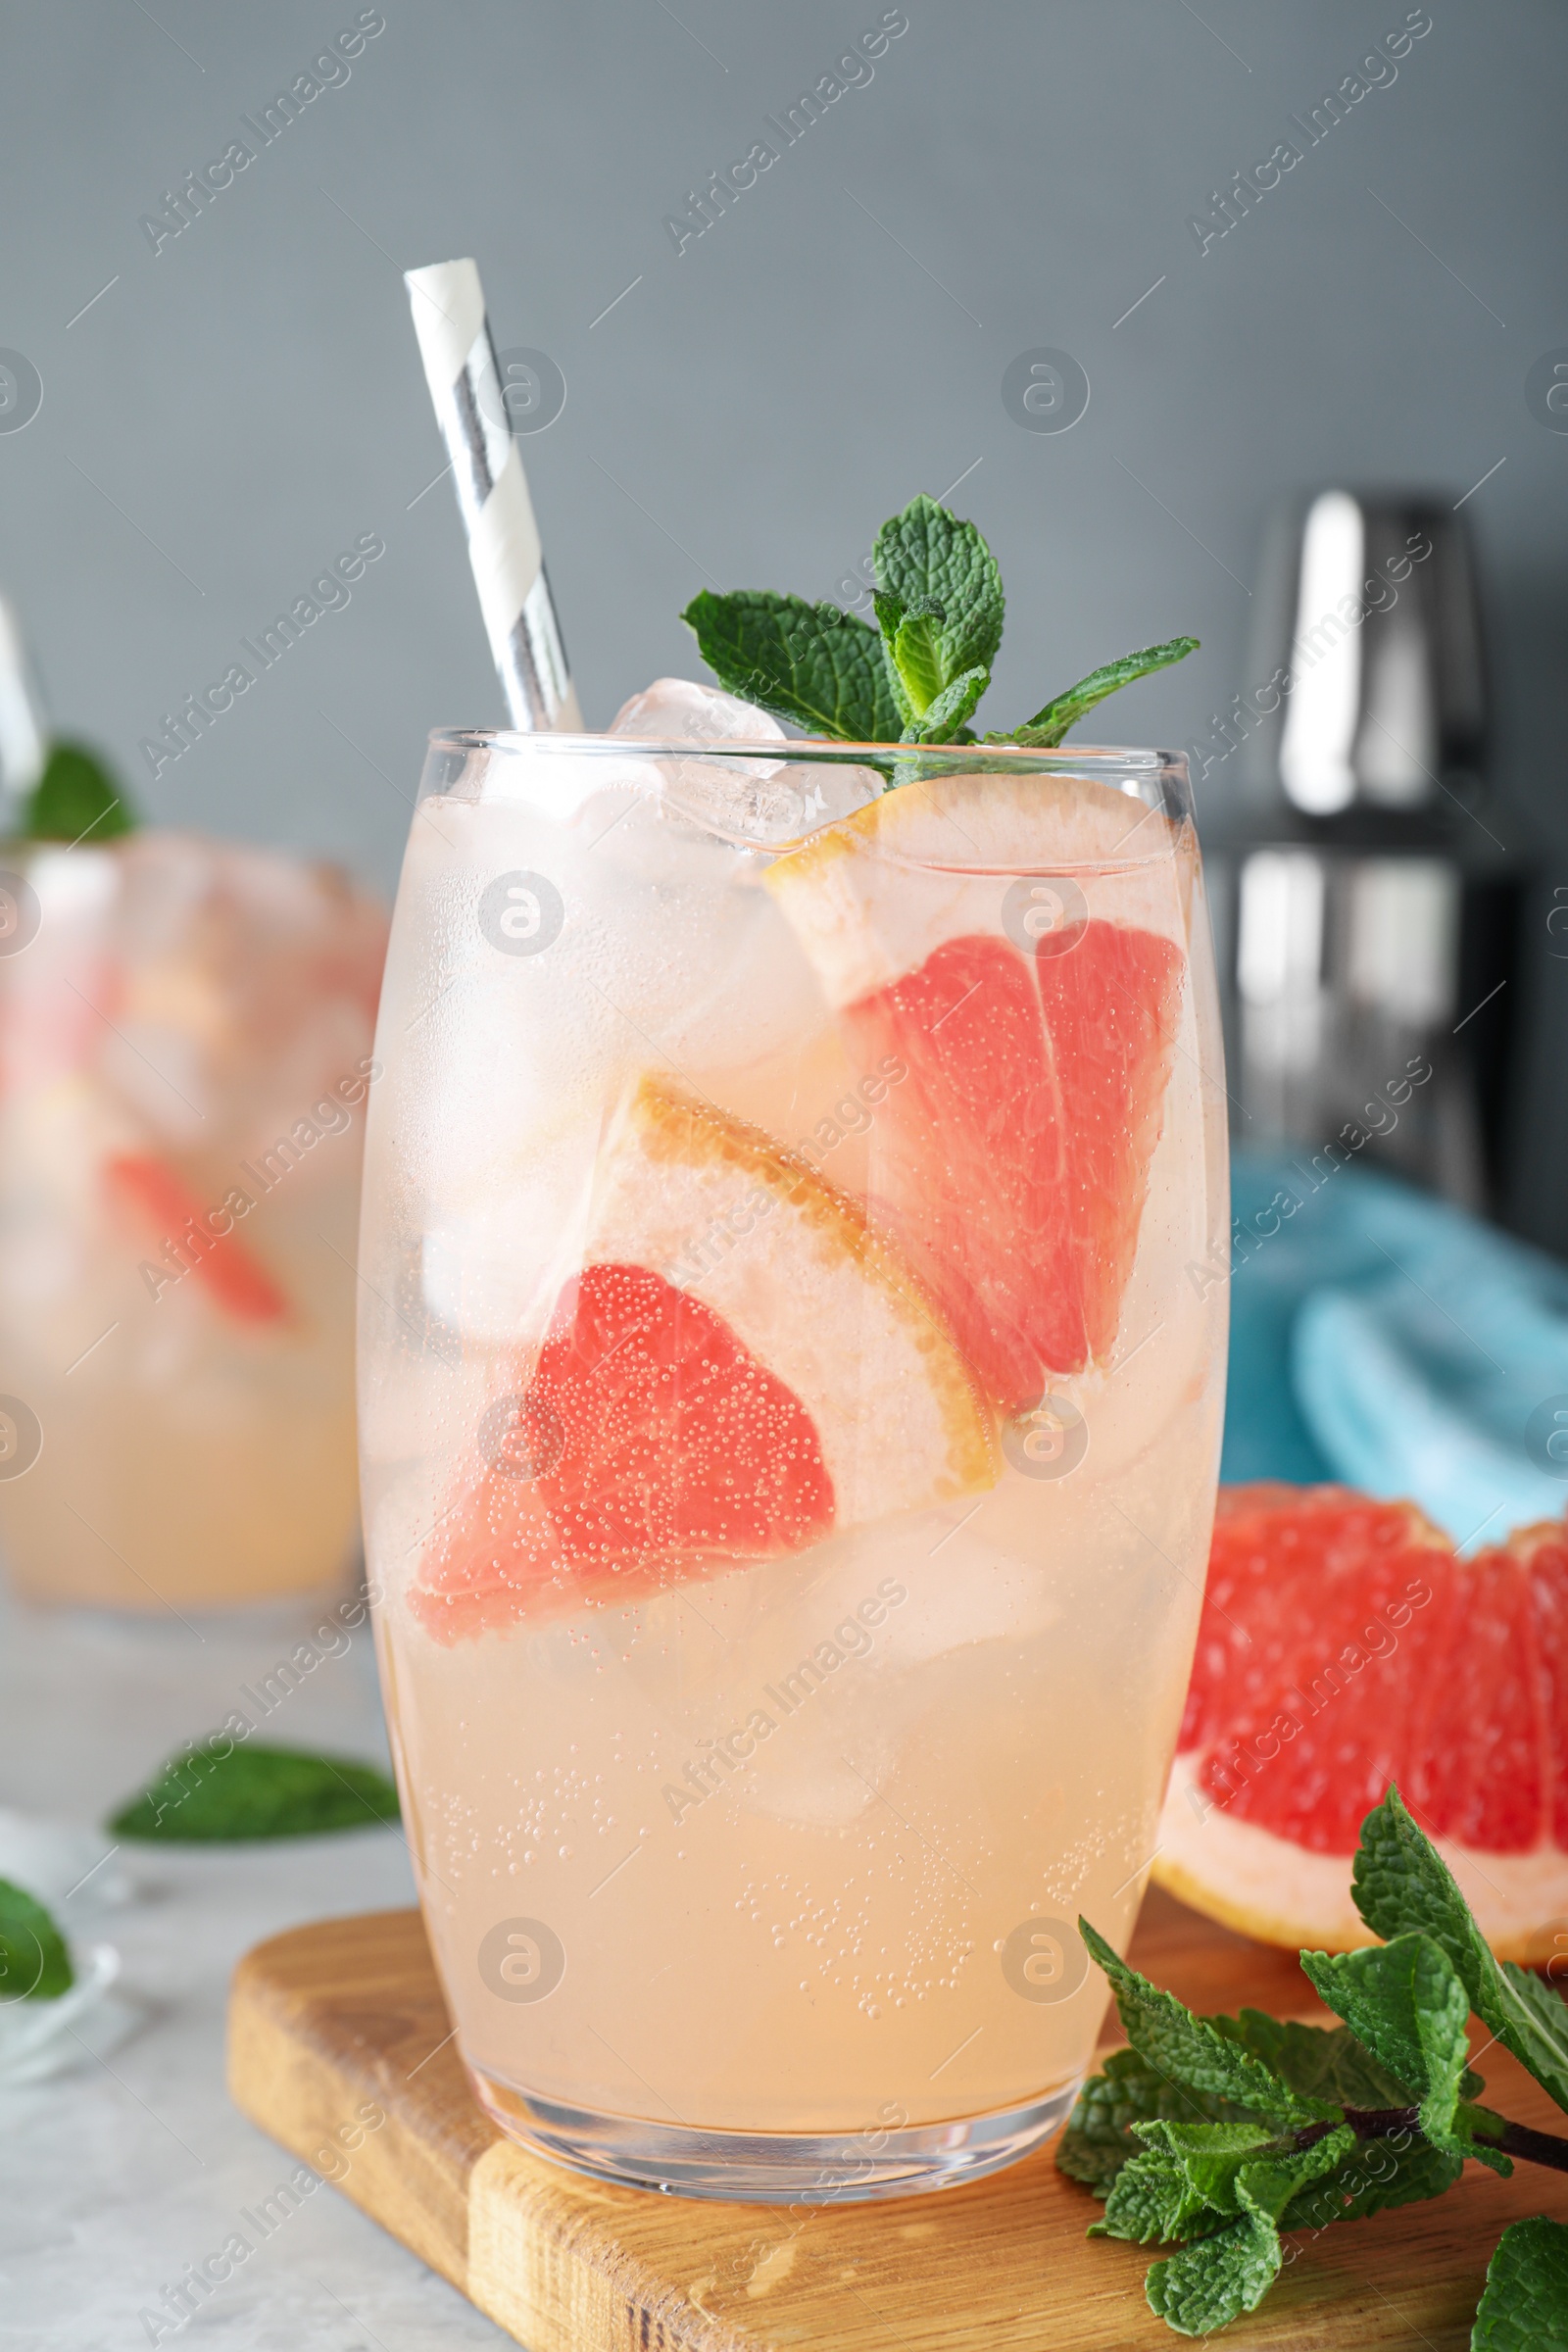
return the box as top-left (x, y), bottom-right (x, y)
top-left (359, 720), bottom-right (1228, 2199)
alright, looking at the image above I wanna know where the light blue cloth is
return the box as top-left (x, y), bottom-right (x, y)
top-left (1221, 1153), bottom-right (1568, 1549)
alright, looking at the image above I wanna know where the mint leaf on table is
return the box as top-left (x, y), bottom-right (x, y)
top-left (681, 590), bottom-right (901, 742)
top-left (1057, 2045), bottom-right (1260, 2190)
top-left (23, 740), bottom-right (136, 843)
top-left (1139, 2125), bottom-right (1355, 2335)
top-left (1000, 637), bottom-right (1200, 748)
top-left (1212, 2008), bottom-right (1428, 2109)
top-left (0, 1878), bottom-right (74, 2000)
top-left (1300, 1935), bottom-right (1510, 2176)
top-left (1353, 1788), bottom-right (1568, 2119)
top-left (871, 494), bottom-right (1004, 692)
top-left (109, 1740), bottom-right (400, 1841)
top-left (1073, 1789), bottom-right (1568, 2341)
top-left (1145, 2210), bottom-right (1286, 2336)
top-left (1079, 1919), bottom-right (1339, 2126)
top-left (1473, 2217), bottom-right (1568, 2351)
top-left (1283, 2126), bottom-right (1464, 2229)
top-left (1096, 2137), bottom-right (1232, 2246)
top-left (1058, 2019), bottom-right (1456, 2230)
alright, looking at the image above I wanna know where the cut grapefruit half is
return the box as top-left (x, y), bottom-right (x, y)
top-left (1153, 1483), bottom-right (1568, 1962)
top-left (411, 1075), bottom-right (995, 1641)
top-left (765, 770), bottom-right (1192, 1411)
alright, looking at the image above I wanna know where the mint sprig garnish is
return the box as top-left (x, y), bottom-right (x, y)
top-left (0, 1878), bottom-right (74, 2001)
top-left (109, 1739), bottom-right (400, 1841)
top-left (1067, 1788), bottom-right (1568, 2342)
top-left (680, 493), bottom-right (1197, 756)
top-left (22, 740), bottom-right (137, 843)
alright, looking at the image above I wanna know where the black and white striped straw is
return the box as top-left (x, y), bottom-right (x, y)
top-left (405, 258), bottom-right (582, 732)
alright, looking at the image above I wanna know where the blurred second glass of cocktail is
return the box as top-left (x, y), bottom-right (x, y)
top-left (0, 748), bottom-right (386, 1609)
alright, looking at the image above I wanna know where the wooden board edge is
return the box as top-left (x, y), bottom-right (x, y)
top-left (226, 1928), bottom-right (474, 2290)
top-left (467, 2140), bottom-right (752, 2352)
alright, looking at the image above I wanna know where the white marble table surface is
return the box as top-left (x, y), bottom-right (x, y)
top-left (0, 1581), bottom-right (512, 2352)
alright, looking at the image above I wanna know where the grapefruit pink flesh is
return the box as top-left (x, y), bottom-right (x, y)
top-left (839, 921), bottom-right (1185, 1410)
top-left (414, 1262), bottom-right (835, 1642)
top-left (764, 770), bottom-right (1191, 1412)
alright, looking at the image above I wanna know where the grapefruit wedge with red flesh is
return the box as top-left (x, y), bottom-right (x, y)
top-left (765, 770), bottom-right (1191, 1413)
top-left (411, 1075), bottom-right (995, 1642)
top-left (1153, 1483), bottom-right (1568, 1961)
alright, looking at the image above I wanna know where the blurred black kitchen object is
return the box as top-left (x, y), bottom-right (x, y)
top-left (1200, 490), bottom-right (1518, 1215)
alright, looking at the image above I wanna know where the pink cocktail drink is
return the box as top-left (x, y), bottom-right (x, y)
top-left (360, 723), bottom-right (1228, 2199)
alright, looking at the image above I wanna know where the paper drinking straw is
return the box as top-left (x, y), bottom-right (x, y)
top-left (0, 596), bottom-right (47, 790)
top-left (405, 258), bottom-right (582, 732)
top-left (0, 596), bottom-right (48, 825)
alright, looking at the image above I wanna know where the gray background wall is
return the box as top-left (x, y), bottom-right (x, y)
top-left (3, 2), bottom-right (1565, 1223)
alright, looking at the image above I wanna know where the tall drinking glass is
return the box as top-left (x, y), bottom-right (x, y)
top-left (360, 728), bottom-right (1228, 2199)
top-left (0, 830), bottom-right (387, 1608)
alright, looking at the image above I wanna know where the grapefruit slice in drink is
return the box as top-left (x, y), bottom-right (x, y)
top-left (105, 1152), bottom-right (290, 1325)
top-left (765, 769), bottom-right (1192, 1412)
top-left (411, 1075), bottom-right (995, 1642)
top-left (1153, 1482), bottom-right (1568, 1961)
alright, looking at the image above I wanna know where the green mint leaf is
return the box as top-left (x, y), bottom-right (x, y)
top-left (1353, 1789), bottom-right (1568, 2118)
top-left (1096, 2141), bottom-right (1230, 2246)
top-left (889, 596), bottom-right (948, 717)
top-left (23, 740), bottom-right (137, 844)
top-left (903, 664), bottom-right (988, 747)
top-left (1473, 2217), bottom-right (1568, 2352)
top-left (1081, 1918), bottom-right (1337, 2126)
top-left (871, 589), bottom-right (914, 728)
top-left (109, 1739), bottom-right (401, 1841)
top-left (0, 1877), bottom-right (74, 2001)
top-left (1056, 2047), bottom-right (1259, 2194)
top-left (1300, 1935), bottom-right (1510, 2177)
top-left (1135, 2117), bottom-right (1356, 2228)
top-left (1298, 1937), bottom-right (1456, 2110)
top-left (1240, 2122), bottom-right (1358, 2226)
top-left (1004, 637), bottom-right (1200, 749)
top-left (1283, 2127), bottom-right (1463, 2230)
top-left (1213, 2009), bottom-right (1430, 2109)
top-left (1142, 2129), bottom-right (1355, 2336)
top-left (1145, 2211), bottom-right (1282, 2336)
top-left (872, 494), bottom-right (1004, 693)
top-left (1490, 1969), bottom-right (1568, 2117)
top-left (681, 590), bottom-right (901, 742)
top-left (1142, 2126), bottom-right (1363, 2342)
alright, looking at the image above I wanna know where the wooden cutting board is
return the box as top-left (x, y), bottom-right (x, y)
top-left (227, 1890), bottom-right (1568, 2350)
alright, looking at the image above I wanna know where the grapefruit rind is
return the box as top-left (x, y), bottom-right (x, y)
top-left (765, 768), bottom-right (1195, 1008)
top-left (1154, 1753), bottom-right (1568, 1965)
top-left (590, 1075), bottom-right (997, 1518)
